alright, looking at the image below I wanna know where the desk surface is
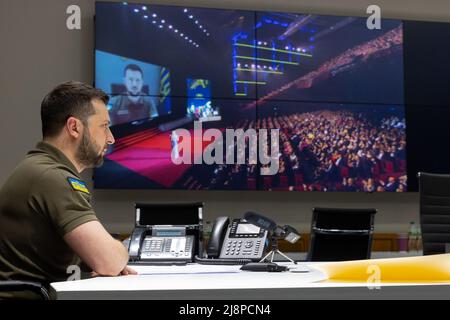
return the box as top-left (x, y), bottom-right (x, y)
top-left (50, 263), bottom-right (450, 300)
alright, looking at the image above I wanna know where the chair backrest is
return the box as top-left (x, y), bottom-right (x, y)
top-left (307, 207), bottom-right (377, 261)
top-left (418, 172), bottom-right (450, 255)
top-left (0, 280), bottom-right (50, 300)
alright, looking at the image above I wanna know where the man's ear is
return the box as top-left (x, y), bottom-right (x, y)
top-left (66, 117), bottom-right (82, 139)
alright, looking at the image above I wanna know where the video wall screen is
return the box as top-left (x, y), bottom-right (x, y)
top-left (257, 102), bottom-right (406, 192)
top-left (94, 1), bottom-right (406, 191)
top-left (403, 21), bottom-right (450, 191)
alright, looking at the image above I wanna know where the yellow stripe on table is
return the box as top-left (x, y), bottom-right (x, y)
top-left (313, 253), bottom-right (450, 283)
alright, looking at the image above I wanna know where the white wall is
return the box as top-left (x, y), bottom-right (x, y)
top-left (2, 0), bottom-right (448, 235)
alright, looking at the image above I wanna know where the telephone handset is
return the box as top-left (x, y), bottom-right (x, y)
top-left (129, 227), bottom-right (146, 260)
top-left (206, 216), bottom-right (230, 258)
top-left (197, 216), bottom-right (268, 264)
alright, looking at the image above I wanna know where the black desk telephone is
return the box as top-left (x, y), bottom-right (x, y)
top-left (129, 226), bottom-right (195, 263)
top-left (128, 202), bottom-right (203, 264)
top-left (197, 217), bottom-right (268, 264)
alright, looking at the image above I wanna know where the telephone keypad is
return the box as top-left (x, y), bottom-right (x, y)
top-left (220, 236), bottom-right (266, 260)
top-left (140, 236), bottom-right (194, 261)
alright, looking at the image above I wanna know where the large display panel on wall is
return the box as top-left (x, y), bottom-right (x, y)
top-left (94, 1), bottom-right (407, 191)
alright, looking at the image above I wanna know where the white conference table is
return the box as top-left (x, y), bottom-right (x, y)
top-left (50, 262), bottom-right (450, 300)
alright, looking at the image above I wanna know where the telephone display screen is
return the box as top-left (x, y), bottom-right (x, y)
top-left (236, 224), bottom-right (260, 235)
top-left (153, 229), bottom-right (185, 237)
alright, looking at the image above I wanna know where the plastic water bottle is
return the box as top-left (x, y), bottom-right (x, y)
top-left (416, 225), bottom-right (423, 252)
top-left (407, 221), bottom-right (417, 252)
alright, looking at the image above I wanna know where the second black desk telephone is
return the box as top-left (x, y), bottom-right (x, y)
top-left (201, 217), bottom-right (268, 263)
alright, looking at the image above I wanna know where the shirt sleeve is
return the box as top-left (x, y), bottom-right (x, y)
top-left (29, 167), bottom-right (98, 237)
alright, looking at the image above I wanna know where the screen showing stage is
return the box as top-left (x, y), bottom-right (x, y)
top-left (94, 1), bottom-right (406, 192)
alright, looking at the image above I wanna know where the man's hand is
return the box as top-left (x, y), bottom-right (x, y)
top-left (120, 266), bottom-right (138, 276)
top-left (91, 266), bottom-right (138, 277)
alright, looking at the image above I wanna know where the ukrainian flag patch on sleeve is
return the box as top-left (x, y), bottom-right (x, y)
top-left (67, 177), bottom-right (90, 194)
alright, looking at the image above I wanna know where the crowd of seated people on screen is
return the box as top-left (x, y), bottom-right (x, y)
top-left (178, 109), bottom-right (406, 191)
top-left (251, 25), bottom-right (403, 106)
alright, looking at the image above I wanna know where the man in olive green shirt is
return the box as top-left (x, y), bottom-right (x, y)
top-left (0, 81), bottom-right (136, 299)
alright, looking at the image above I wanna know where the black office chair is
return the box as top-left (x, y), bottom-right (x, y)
top-left (418, 172), bottom-right (450, 255)
top-left (0, 280), bottom-right (50, 300)
top-left (307, 207), bottom-right (377, 261)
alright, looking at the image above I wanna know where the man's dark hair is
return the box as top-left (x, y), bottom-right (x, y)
top-left (124, 64), bottom-right (144, 77)
top-left (41, 81), bottom-right (109, 138)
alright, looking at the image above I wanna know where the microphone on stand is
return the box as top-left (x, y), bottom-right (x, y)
top-left (243, 211), bottom-right (300, 244)
top-left (243, 211), bottom-right (277, 231)
top-left (242, 211), bottom-right (300, 268)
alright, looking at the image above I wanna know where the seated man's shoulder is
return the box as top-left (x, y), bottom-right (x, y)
top-left (40, 167), bottom-right (88, 194)
top-left (5, 155), bottom-right (71, 187)
top-left (22, 157), bottom-right (88, 195)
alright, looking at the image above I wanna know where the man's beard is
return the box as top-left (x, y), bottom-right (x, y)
top-left (76, 130), bottom-right (105, 168)
top-left (129, 90), bottom-right (140, 96)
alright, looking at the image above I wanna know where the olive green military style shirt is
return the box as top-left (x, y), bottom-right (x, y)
top-left (0, 142), bottom-right (98, 298)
